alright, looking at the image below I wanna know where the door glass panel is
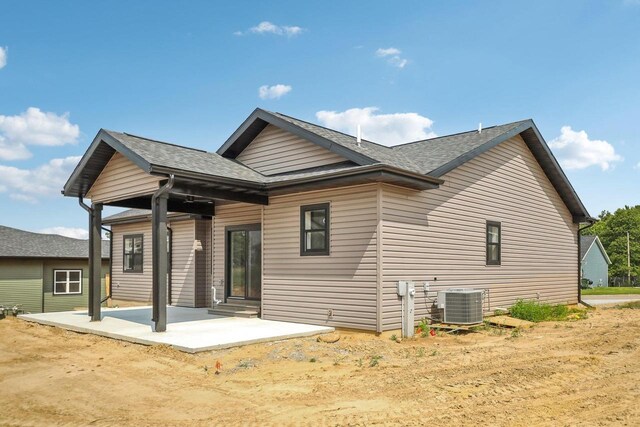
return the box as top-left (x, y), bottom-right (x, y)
top-left (229, 230), bottom-right (247, 297)
top-left (247, 230), bottom-right (262, 299)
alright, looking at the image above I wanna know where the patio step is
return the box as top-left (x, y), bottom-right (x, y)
top-left (208, 301), bottom-right (260, 318)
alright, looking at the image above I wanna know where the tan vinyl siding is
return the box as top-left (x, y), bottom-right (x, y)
top-left (42, 259), bottom-right (108, 312)
top-left (195, 220), bottom-right (212, 307)
top-left (261, 184), bottom-right (379, 330)
top-left (169, 221), bottom-right (197, 307)
top-left (111, 219), bottom-right (202, 307)
top-left (86, 152), bottom-right (160, 203)
top-left (0, 259), bottom-right (43, 313)
top-left (381, 135), bottom-right (578, 330)
top-left (111, 222), bottom-right (153, 302)
top-left (211, 203), bottom-right (262, 301)
top-left (236, 124), bottom-right (346, 175)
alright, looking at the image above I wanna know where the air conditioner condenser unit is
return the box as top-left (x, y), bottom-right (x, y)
top-left (437, 288), bottom-right (484, 324)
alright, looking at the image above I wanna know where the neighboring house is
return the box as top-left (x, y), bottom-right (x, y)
top-left (63, 108), bottom-right (592, 332)
top-left (580, 235), bottom-right (611, 287)
top-left (0, 226), bottom-right (109, 313)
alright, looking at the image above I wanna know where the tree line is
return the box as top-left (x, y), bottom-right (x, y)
top-left (583, 205), bottom-right (639, 282)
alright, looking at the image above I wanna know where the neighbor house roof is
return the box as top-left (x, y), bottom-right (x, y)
top-left (0, 226), bottom-right (110, 259)
top-left (63, 108), bottom-right (591, 222)
top-left (580, 235), bottom-right (612, 264)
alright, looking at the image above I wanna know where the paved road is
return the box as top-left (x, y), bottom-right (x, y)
top-left (582, 294), bottom-right (640, 306)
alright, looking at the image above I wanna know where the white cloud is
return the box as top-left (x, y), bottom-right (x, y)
top-left (235, 21), bottom-right (304, 37)
top-left (0, 107), bottom-right (80, 160)
top-left (39, 227), bottom-right (89, 240)
top-left (549, 126), bottom-right (622, 171)
top-left (0, 46), bottom-right (6, 69)
top-left (0, 156), bottom-right (81, 202)
top-left (375, 47), bottom-right (408, 68)
top-left (316, 107), bottom-right (436, 146)
top-left (634, 162), bottom-right (640, 170)
top-left (258, 84), bottom-right (292, 100)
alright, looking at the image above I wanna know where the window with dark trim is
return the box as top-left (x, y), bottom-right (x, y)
top-left (300, 203), bottom-right (330, 256)
top-left (54, 270), bottom-right (82, 295)
top-left (486, 221), bottom-right (501, 265)
top-left (123, 234), bottom-right (144, 272)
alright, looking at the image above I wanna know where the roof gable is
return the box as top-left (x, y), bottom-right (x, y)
top-left (581, 235), bottom-right (612, 264)
top-left (236, 124), bottom-right (349, 175)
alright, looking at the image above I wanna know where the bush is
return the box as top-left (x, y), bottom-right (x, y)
top-left (509, 300), bottom-right (570, 322)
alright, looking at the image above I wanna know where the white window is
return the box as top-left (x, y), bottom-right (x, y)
top-left (54, 270), bottom-right (82, 295)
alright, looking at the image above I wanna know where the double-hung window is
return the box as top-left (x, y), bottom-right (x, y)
top-left (54, 270), bottom-right (82, 295)
top-left (300, 203), bottom-right (330, 256)
top-left (123, 234), bottom-right (144, 272)
top-left (486, 221), bottom-right (501, 265)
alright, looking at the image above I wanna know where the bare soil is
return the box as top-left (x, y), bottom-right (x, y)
top-left (1, 306), bottom-right (639, 426)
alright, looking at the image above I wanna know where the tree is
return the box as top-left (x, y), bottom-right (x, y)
top-left (583, 205), bottom-right (640, 280)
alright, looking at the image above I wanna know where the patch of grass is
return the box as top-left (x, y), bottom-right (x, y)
top-left (369, 355), bottom-right (383, 367)
top-left (582, 287), bottom-right (640, 295)
top-left (416, 347), bottom-right (425, 358)
top-left (356, 358), bottom-right (363, 368)
top-left (510, 328), bottom-right (522, 338)
top-left (510, 300), bottom-right (571, 322)
top-left (389, 334), bottom-right (397, 341)
top-left (616, 301), bottom-right (640, 309)
top-left (430, 350), bottom-right (438, 357)
top-left (309, 357), bottom-right (317, 363)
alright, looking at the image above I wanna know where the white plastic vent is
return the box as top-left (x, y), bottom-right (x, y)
top-left (437, 288), bottom-right (484, 324)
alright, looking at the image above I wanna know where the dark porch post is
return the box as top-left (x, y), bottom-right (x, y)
top-left (152, 192), bottom-right (169, 332)
top-left (89, 203), bottom-right (103, 321)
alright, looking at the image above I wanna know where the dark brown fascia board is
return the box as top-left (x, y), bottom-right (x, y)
top-left (103, 196), bottom-right (215, 217)
top-left (521, 124), bottom-right (591, 221)
top-left (266, 164), bottom-right (443, 195)
top-left (63, 129), bottom-right (152, 197)
top-left (103, 212), bottom-right (204, 226)
top-left (149, 165), bottom-right (266, 191)
top-left (217, 108), bottom-right (378, 166)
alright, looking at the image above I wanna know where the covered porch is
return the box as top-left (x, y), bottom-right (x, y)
top-left (19, 306), bottom-right (334, 353)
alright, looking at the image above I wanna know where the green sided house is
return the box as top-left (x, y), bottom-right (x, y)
top-left (0, 226), bottom-right (110, 313)
top-left (62, 108), bottom-right (593, 333)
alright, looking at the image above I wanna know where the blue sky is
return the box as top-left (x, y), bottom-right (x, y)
top-left (0, 0), bottom-right (639, 238)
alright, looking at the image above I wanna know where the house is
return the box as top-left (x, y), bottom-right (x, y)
top-left (0, 226), bottom-right (110, 313)
top-left (62, 108), bottom-right (592, 332)
top-left (580, 235), bottom-right (611, 287)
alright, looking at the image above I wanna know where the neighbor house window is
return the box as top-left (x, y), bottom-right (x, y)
top-left (301, 203), bottom-right (330, 256)
top-left (486, 221), bottom-right (501, 265)
top-left (54, 270), bottom-right (82, 295)
top-left (123, 234), bottom-right (144, 272)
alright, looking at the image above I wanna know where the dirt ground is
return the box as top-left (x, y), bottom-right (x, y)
top-left (1, 306), bottom-right (639, 427)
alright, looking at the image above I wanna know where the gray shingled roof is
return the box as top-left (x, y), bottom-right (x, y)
top-left (0, 226), bottom-right (109, 259)
top-left (392, 120), bottom-right (530, 175)
top-left (580, 235), bottom-right (598, 260)
top-left (103, 130), bottom-right (266, 182)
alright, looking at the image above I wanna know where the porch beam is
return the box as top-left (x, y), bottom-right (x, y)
top-left (89, 203), bottom-right (103, 321)
top-left (171, 183), bottom-right (269, 205)
top-left (151, 192), bottom-right (169, 332)
top-left (106, 197), bottom-right (214, 216)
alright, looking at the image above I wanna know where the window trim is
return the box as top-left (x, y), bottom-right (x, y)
top-left (123, 234), bottom-right (144, 273)
top-left (300, 203), bottom-right (330, 256)
top-left (486, 221), bottom-right (501, 266)
top-left (53, 269), bottom-right (83, 296)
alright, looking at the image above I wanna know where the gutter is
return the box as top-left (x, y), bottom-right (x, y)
top-left (578, 219), bottom-right (597, 307)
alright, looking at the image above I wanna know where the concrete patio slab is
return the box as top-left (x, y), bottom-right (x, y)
top-left (19, 306), bottom-right (334, 353)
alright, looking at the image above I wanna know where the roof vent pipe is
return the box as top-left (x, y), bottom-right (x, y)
top-left (478, 122), bottom-right (482, 134)
top-left (356, 125), bottom-right (362, 146)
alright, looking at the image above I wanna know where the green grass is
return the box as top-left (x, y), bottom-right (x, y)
top-left (582, 287), bottom-right (640, 295)
top-left (616, 301), bottom-right (640, 309)
top-left (509, 300), bottom-right (571, 322)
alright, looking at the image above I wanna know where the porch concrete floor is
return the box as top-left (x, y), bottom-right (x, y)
top-left (19, 306), bottom-right (334, 353)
